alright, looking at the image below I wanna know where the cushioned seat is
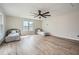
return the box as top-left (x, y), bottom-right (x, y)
top-left (5, 33), bottom-right (20, 42)
top-left (5, 29), bottom-right (21, 42)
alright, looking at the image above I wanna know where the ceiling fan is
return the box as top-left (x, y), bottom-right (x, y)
top-left (33, 10), bottom-right (51, 19)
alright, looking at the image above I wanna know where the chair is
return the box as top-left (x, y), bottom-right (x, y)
top-left (5, 29), bottom-right (21, 42)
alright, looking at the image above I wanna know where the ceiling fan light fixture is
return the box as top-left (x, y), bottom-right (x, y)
top-left (32, 10), bottom-right (51, 19)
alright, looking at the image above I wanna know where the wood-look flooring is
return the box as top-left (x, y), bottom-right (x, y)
top-left (0, 35), bottom-right (79, 55)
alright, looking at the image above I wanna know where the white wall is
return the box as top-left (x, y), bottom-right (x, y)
top-left (42, 11), bottom-right (79, 41)
top-left (6, 16), bottom-right (42, 35)
top-left (6, 16), bottom-right (22, 30)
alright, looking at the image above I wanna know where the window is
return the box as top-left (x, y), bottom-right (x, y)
top-left (0, 24), bottom-right (2, 36)
top-left (0, 15), bottom-right (3, 36)
top-left (23, 20), bottom-right (33, 31)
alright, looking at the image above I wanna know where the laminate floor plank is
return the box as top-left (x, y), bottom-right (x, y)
top-left (0, 35), bottom-right (79, 55)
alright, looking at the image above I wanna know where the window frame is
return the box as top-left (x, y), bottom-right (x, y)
top-left (23, 19), bottom-right (33, 31)
top-left (0, 12), bottom-right (4, 38)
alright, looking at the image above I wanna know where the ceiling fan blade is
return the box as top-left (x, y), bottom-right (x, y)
top-left (41, 15), bottom-right (47, 18)
top-left (44, 15), bottom-right (51, 16)
top-left (43, 12), bottom-right (49, 15)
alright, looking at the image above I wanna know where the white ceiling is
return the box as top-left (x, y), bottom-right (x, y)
top-left (0, 3), bottom-right (79, 19)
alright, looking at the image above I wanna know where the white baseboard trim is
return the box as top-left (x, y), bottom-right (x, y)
top-left (51, 34), bottom-right (79, 41)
